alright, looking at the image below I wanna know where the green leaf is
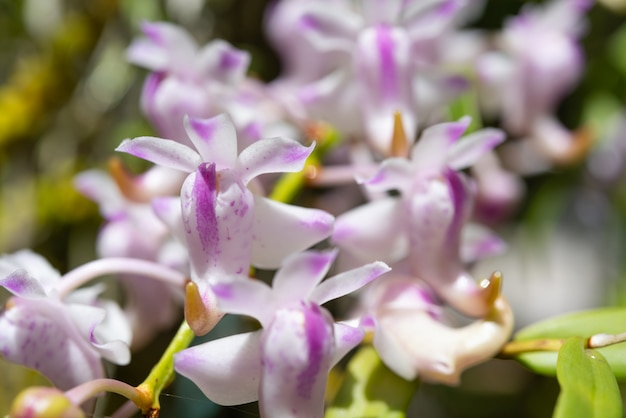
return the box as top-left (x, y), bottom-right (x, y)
top-left (553, 337), bottom-right (622, 418)
top-left (513, 307), bottom-right (626, 379)
top-left (325, 345), bottom-right (419, 418)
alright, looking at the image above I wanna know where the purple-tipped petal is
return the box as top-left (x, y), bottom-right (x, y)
top-left (0, 250), bottom-right (61, 290)
top-left (447, 128), bottom-right (506, 170)
top-left (251, 196), bottom-right (334, 269)
top-left (196, 40), bottom-right (251, 84)
top-left (127, 21), bottom-right (197, 73)
top-left (184, 114), bottom-right (238, 168)
top-left (116, 137), bottom-right (201, 173)
top-left (411, 117), bottom-right (471, 178)
top-left (272, 250), bottom-right (338, 304)
top-left (237, 138), bottom-right (315, 185)
top-left (0, 270), bottom-right (46, 298)
top-left (310, 261), bottom-right (391, 305)
top-left (333, 197), bottom-right (408, 264)
top-left (175, 331), bottom-right (262, 405)
top-left (259, 303), bottom-right (333, 418)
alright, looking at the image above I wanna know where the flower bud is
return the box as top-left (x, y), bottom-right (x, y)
top-left (9, 387), bottom-right (84, 418)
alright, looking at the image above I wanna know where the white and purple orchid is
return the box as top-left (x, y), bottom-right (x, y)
top-left (267, 0), bottom-right (473, 154)
top-left (128, 21), bottom-right (296, 150)
top-left (333, 117), bottom-right (506, 317)
top-left (175, 249), bottom-right (390, 417)
top-left (361, 272), bottom-right (514, 384)
top-left (0, 250), bottom-right (132, 390)
top-left (477, 0), bottom-right (592, 164)
top-left (117, 113), bottom-right (335, 333)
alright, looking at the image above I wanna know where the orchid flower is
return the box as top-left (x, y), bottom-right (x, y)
top-left (267, 0), bottom-right (472, 154)
top-left (477, 0), bottom-right (592, 164)
top-left (333, 117), bottom-right (506, 316)
top-left (175, 250), bottom-right (390, 417)
top-left (117, 113), bottom-right (335, 333)
top-left (0, 250), bottom-right (132, 390)
top-left (127, 21), bottom-right (296, 151)
top-left (361, 272), bottom-right (514, 384)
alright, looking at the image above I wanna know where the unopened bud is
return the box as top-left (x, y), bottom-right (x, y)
top-left (9, 387), bottom-right (84, 418)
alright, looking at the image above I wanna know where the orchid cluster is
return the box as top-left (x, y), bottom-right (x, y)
top-left (3, 0), bottom-right (620, 417)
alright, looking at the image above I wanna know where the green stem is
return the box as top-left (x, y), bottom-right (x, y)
top-left (136, 320), bottom-right (195, 416)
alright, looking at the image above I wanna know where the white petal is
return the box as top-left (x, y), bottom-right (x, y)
top-left (174, 331), bottom-right (262, 405)
top-left (237, 138), bottom-right (315, 185)
top-left (460, 223), bottom-right (507, 263)
top-left (151, 196), bottom-right (186, 243)
top-left (116, 137), bottom-right (201, 173)
top-left (126, 21), bottom-right (197, 73)
top-left (195, 40), bottom-right (250, 85)
top-left (67, 303), bottom-right (131, 366)
top-left (447, 128), bottom-right (506, 170)
top-left (332, 198), bottom-right (408, 264)
top-left (251, 196), bottom-right (334, 269)
top-left (411, 117), bottom-right (471, 178)
top-left (310, 261), bottom-right (391, 305)
top-left (0, 250), bottom-right (61, 290)
top-left (259, 304), bottom-right (333, 418)
top-left (359, 158), bottom-right (413, 194)
top-left (272, 250), bottom-right (337, 304)
top-left (74, 170), bottom-right (125, 219)
top-left (0, 299), bottom-right (104, 390)
top-left (212, 279), bottom-right (273, 326)
top-left (330, 322), bottom-right (364, 366)
top-left (184, 114), bottom-right (238, 168)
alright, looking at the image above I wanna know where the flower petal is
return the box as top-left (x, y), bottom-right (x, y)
top-left (184, 114), bottom-right (238, 168)
top-left (174, 331), bottom-right (262, 405)
top-left (116, 136), bottom-right (201, 173)
top-left (67, 303), bottom-right (131, 366)
top-left (332, 197), bottom-right (408, 263)
top-left (330, 322), bottom-right (364, 366)
top-left (195, 40), bottom-right (251, 85)
top-left (126, 21), bottom-right (197, 73)
top-left (0, 299), bottom-right (104, 390)
top-left (0, 270), bottom-right (46, 298)
top-left (237, 138), bottom-right (315, 185)
top-left (251, 196), bottom-right (334, 269)
top-left (410, 117), bottom-right (471, 178)
top-left (359, 158), bottom-right (413, 194)
top-left (259, 303), bottom-right (333, 418)
top-left (272, 250), bottom-right (338, 304)
top-left (354, 25), bottom-right (417, 154)
top-left (151, 196), bottom-right (186, 243)
top-left (212, 279), bottom-right (274, 326)
top-left (446, 128), bottom-right (505, 170)
top-left (0, 250), bottom-right (61, 291)
top-left (310, 261), bottom-right (390, 305)
top-left (181, 165), bottom-right (254, 282)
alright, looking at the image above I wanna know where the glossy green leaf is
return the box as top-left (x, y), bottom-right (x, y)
top-left (553, 337), bottom-right (622, 418)
top-left (325, 345), bottom-right (419, 418)
top-left (513, 308), bottom-right (626, 379)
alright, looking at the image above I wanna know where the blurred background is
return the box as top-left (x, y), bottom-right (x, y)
top-left (1, 0), bottom-right (626, 416)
